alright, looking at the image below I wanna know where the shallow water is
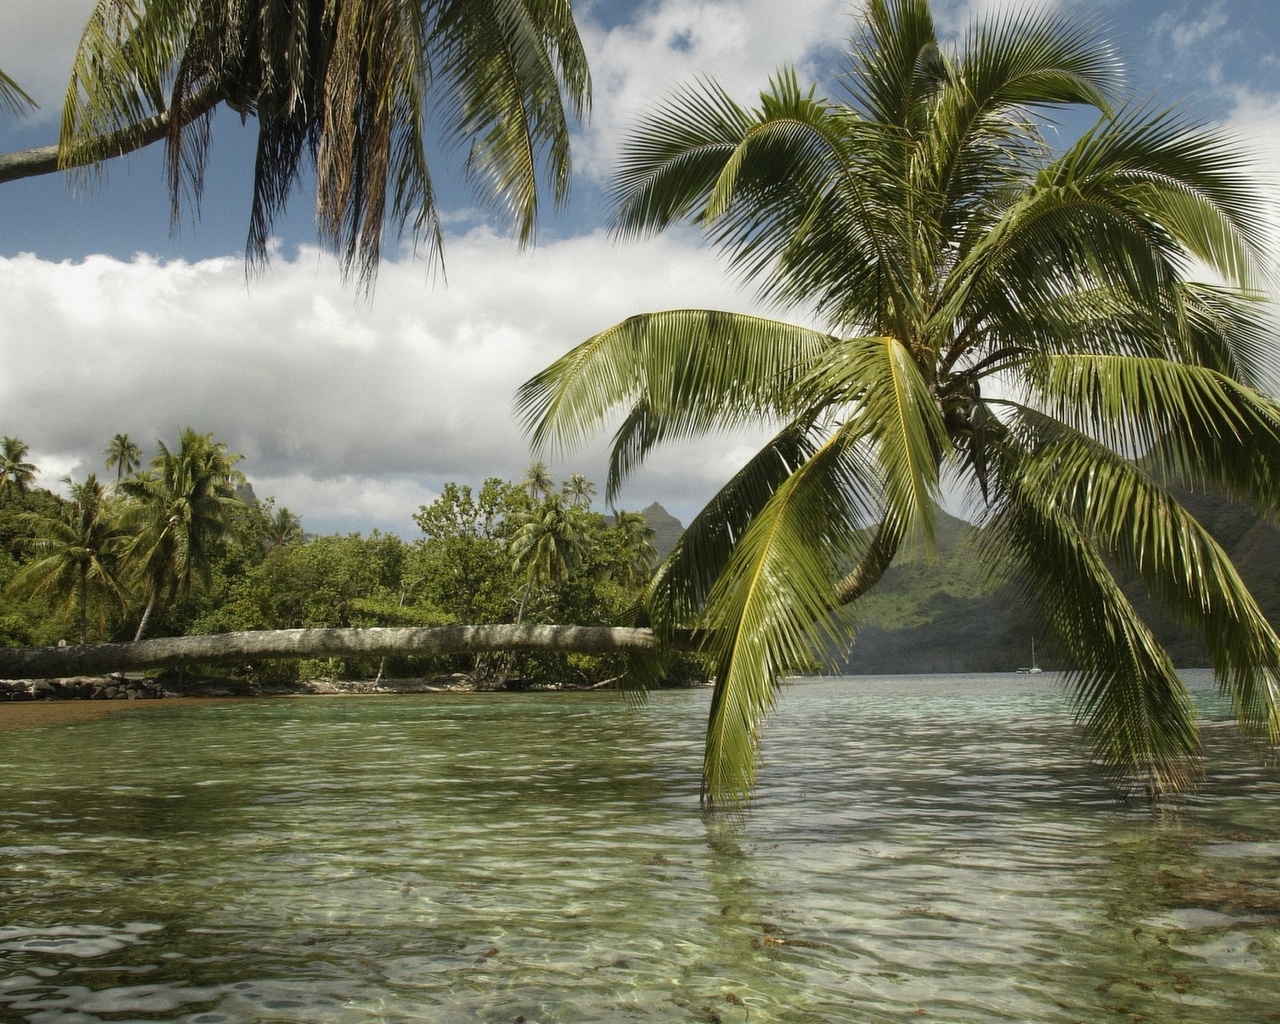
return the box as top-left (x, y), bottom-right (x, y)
top-left (1, 671), bottom-right (1277, 1023)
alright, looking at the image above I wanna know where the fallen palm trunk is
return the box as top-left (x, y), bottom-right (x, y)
top-left (0, 625), bottom-right (675, 679)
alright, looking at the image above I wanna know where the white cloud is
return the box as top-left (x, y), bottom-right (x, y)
top-left (1, 229), bottom-right (786, 535)
top-left (575, 0), bottom-right (848, 180)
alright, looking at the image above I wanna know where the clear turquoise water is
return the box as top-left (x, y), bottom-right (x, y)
top-left (0, 671), bottom-right (1277, 1023)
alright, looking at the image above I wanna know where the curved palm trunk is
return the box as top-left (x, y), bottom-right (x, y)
top-left (0, 90), bottom-right (220, 184)
top-left (832, 519), bottom-right (901, 606)
top-left (0, 624), bottom-right (685, 680)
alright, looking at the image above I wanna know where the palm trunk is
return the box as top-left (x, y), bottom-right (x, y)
top-left (832, 519), bottom-right (901, 607)
top-left (78, 567), bottom-right (88, 646)
top-left (134, 593), bottom-right (158, 642)
top-left (0, 90), bottom-right (220, 184)
top-left (0, 624), bottom-right (678, 680)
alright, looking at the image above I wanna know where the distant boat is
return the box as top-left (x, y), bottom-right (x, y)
top-left (1017, 639), bottom-right (1043, 675)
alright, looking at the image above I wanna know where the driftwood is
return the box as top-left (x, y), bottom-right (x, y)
top-left (0, 625), bottom-right (674, 679)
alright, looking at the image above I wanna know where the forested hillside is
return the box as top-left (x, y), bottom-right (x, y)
top-left (837, 496), bottom-right (1280, 674)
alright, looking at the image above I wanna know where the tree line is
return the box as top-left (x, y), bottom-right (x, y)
top-left (0, 433), bottom-right (681, 688)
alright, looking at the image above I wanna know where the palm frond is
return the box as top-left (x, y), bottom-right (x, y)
top-left (645, 423), bottom-right (825, 636)
top-left (0, 69), bottom-right (38, 117)
top-left (984, 461), bottom-right (1202, 795)
top-left (698, 425), bottom-right (880, 806)
top-left (515, 310), bottom-right (837, 490)
top-left (1029, 353), bottom-right (1280, 514)
top-left (798, 334), bottom-right (948, 554)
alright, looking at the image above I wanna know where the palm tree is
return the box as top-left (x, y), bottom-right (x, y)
top-left (0, 436), bottom-right (38, 499)
top-left (562, 473), bottom-right (597, 507)
top-left (509, 494), bottom-right (586, 620)
top-left (261, 505), bottom-right (304, 550)
top-left (611, 509), bottom-right (658, 585)
top-left (0, 0), bottom-right (591, 289)
top-left (104, 434), bottom-right (143, 485)
top-left (518, 0), bottom-right (1280, 806)
top-left (522, 461), bottom-right (555, 501)
top-left (119, 427), bottom-right (245, 640)
top-left (8, 475), bottom-right (126, 644)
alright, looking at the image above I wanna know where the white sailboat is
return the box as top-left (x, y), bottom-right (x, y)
top-left (1017, 639), bottom-right (1043, 675)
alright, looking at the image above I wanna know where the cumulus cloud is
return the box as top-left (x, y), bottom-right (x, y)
top-left (0, 230), bottom-right (786, 535)
top-left (574, 0), bottom-right (848, 179)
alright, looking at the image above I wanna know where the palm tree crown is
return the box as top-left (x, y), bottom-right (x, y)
top-left (1, 436), bottom-right (38, 499)
top-left (54, 0), bottom-right (591, 289)
top-left (119, 428), bottom-right (245, 639)
top-left (562, 473), bottom-right (597, 507)
top-left (104, 434), bottom-right (144, 484)
top-left (518, 0), bottom-right (1280, 806)
top-left (9, 475), bottom-right (126, 644)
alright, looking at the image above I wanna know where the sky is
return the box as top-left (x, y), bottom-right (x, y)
top-left (2, 0), bottom-right (1280, 536)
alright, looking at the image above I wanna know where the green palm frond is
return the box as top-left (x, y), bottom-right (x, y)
top-left (1030, 354), bottom-right (1280, 513)
top-left (611, 77), bottom-right (754, 238)
top-left (983, 473), bottom-right (1203, 795)
top-left (699, 426), bottom-right (879, 806)
top-left (645, 424), bottom-right (825, 636)
top-left (55, 0), bottom-right (589, 288)
top-left (516, 310), bottom-right (837, 493)
top-left (798, 334), bottom-right (948, 552)
top-left (1010, 409), bottom-right (1280, 737)
top-left (434, 0), bottom-right (590, 246)
top-left (1, 69), bottom-right (38, 117)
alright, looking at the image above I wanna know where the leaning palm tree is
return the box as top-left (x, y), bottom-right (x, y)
top-left (104, 433), bottom-right (143, 485)
top-left (118, 427), bottom-right (245, 640)
top-left (0, 0), bottom-right (590, 289)
top-left (518, 0), bottom-right (1280, 807)
top-left (0, 436), bottom-right (38, 499)
top-left (8, 475), bottom-right (127, 644)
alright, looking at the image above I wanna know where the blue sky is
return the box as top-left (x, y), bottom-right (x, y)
top-left (2, 0), bottom-right (1279, 535)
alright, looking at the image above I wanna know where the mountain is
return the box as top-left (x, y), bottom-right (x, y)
top-left (638, 502), bottom-right (685, 560)
top-left (835, 493), bottom-right (1280, 674)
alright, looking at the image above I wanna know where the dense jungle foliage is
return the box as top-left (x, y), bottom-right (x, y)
top-left (0, 433), bottom-right (670, 687)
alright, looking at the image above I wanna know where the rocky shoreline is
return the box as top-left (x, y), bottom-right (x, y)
top-left (0, 673), bottom-right (607, 701)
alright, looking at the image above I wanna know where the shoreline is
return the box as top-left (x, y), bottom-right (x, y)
top-left (0, 672), bottom-right (612, 704)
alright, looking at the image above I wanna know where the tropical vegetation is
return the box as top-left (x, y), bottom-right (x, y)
top-left (517, 0), bottom-right (1280, 805)
top-left (1, 434), bottom-right (670, 688)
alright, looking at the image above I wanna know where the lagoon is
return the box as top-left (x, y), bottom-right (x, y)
top-left (1, 672), bottom-right (1277, 1022)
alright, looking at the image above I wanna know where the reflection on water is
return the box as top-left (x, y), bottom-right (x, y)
top-left (0, 671), bottom-right (1276, 1022)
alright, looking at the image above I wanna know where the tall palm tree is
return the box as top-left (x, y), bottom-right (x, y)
top-left (0, 0), bottom-right (590, 289)
top-left (521, 461), bottom-right (555, 501)
top-left (562, 473), bottom-right (596, 507)
top-left (119, 427), bottom-right (245, 640)
top-left (104, 433), bottom-right (143, 485)
top-left (509, 494), bottom-right (586, 619)
top-left (0, 436), bottom-right (38, 499)
top-left (8, 475), bottom-right (126, 644)
top-left (518, 0), bottom-right (1280, 806)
